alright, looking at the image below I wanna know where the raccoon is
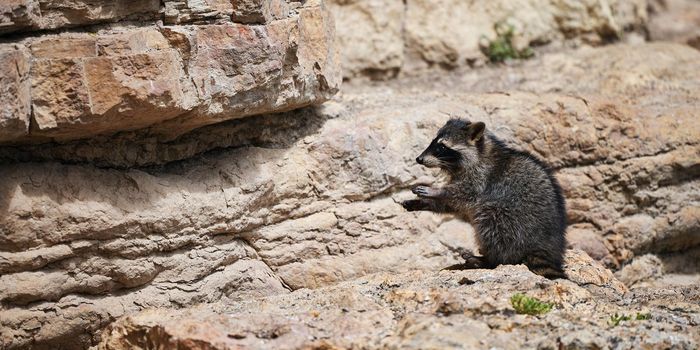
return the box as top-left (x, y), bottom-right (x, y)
top-left (402, 119), bottom-right (567, 279)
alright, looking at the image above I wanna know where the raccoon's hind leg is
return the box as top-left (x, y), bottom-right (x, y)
top-left (525, 253), bottom-right (567, 279)
top-left (442, 250), bottom-right (493, 271)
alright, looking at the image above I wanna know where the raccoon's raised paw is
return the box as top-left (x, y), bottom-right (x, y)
top-left (412, 185), bottom-right (439, 198)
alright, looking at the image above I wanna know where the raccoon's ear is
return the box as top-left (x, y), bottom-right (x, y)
top-left (465, 122), bottom-right (485, 142)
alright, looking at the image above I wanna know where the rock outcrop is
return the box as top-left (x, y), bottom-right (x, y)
top-left (0, 0), bottom-right (340, 143)
top-left (329, 0), bottom-right (649, 79)
top-left (1, 41), bottom-right (698, 349)
top-left (648, 0), bottom-right (700, 49)
top-left (99, 251), bottom-right (699, 350)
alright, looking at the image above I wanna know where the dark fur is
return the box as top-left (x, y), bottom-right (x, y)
top-left (403, 119), bottom-right (567, 279)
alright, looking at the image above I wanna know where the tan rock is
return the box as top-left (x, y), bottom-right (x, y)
top-left (615, 254), bottom-right (665, 287)
top-left (0, 0), bottom-right (160, 35)
top-left (98, 261), bottom-right (699, 350)
top-left (231, 0), bottom-right (290, 24)
top-left (0, 45), bottom-right (30, 142)
top-left (28, 50), bottom-right (195, 140)
top-left (0, 42), bottom-right (698, 350)
top-left (30, 37), bottom-right (97, 59)
top-left (0, 0), bottom-right (340, 143)
top-left (332, 0), bottom-right (648, 77)
top-left (30, 58), bottom-right (92, 132)
top-left (648, 0), bottom-right (700, 49)
top-left (164, 0), bottom-right (237, 24)
top-left (0, 0), bottom-right (40, 35)
top-left (328, 0), bottom-right (404, 79)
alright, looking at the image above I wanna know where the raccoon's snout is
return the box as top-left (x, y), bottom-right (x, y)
top-left (416, 156), bottom-right (425, 165)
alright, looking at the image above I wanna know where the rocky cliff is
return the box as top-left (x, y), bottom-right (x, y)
top-left (329, 0), bottom-right (650, 79)
top-left (1, 0), bottom-right (699, 349)
top-left (0, 0), bottom-right (340, 143)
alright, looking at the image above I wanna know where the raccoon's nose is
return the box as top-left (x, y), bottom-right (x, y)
top-left (416, 156), bottom-right (424, 164)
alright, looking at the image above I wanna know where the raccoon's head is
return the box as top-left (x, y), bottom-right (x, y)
top-left (415, 119), bottom-right (486, 170)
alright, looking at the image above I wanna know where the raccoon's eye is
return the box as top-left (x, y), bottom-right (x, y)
top-left (436, 144), bottom-right (446, 153)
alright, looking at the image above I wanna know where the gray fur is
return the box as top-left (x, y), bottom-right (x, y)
top-left (403, 119), bottom-right (567, 279)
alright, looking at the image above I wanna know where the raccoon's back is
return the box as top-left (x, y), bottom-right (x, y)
top-left (477, 149), bottom-right (567, 240)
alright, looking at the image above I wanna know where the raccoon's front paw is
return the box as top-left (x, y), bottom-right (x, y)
top-left (401, 199), bottom-right (424, 211)
top-left (412, 185), bottom-right (431, 197)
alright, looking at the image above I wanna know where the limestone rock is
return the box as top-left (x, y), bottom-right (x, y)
top-left (648, 0), bottom-right (700, 49)
top-left (163, 0), bottom-right (234, 25)
top-left (616, 254), bottom-right (665, 287)
top-left (331, 0), bottom-right (649, 78)
top-left (0, 0), bottom-right (340, 143)
top-left (0, 43), bottom-right (698, 349)
top-left (0, 0), bottom-right (160, 35)
top-left (231, 0), bottom-right (290, 24)
top-left (327, 0), bottom-right (404, 79)
top-left (98, 258), bottom-right (699, 350)
top-left (0, 45), bottom-right (31, 142)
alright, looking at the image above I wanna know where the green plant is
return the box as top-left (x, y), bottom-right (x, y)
top-left (510, 293), bottom-right (553, 315)
top-left (635, 313), bottom-right (651, 320)
top-left (608, 312), bottom-right (651, 326)
top-left (608, 313), bottom-right (631, 327)
top-left (481, 22), bottom-right (534, 63)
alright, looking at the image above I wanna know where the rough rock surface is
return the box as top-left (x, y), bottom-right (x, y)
top-left (0, 0), bottom-right (160, 35)
top-left (1, 42), bottom-right (698, 349)
top-left (99, 251), bottom-right (699, 350)
top-left (648, 0), bottom-right (700, 49)
top-left (329, 0), bottom-right (649, 78)
top-left (0, 0), bottom-right (341, 143)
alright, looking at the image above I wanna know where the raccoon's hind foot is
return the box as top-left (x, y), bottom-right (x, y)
top-left (526, 255), bottom-right (567, 280)
top-left (442, 250), bottom-right (490, 271)
top-left (530, 266), bottom-right (567, 279)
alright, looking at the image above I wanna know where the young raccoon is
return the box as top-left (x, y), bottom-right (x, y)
top-left (402, 119), bottom-right (567, 279)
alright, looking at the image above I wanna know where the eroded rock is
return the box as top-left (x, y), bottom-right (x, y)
top-left (0, 0), bottom-right (340, 143)
top-left (330, 0), bottom-right (649, 78)
top-left (98, 252), bottom-right (699, 349)
top-left (0, 45), bottom-right (31, 142)
top-left (0, 42), bottom-right (698, 349)
top-left (0, 0), bottom-right (160, 35)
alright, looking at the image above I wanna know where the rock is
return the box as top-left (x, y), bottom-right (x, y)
top-left (616, 254), bottom-right (665, 287)
top-left (567, 224), bottom-right (611, 262)
top-left (0, 42), bottom-right (698, 349)
top-left (564, 249), bottom-right (628, 295)
top-left (0, 0), bottom-right (160, 35)
top-left (231, 0), bottom-right (290, 24)
top-left (648, 0), bottom-right (700, 50)
top-left (331, 0), bottom-right (648, 78)
top-left (164, 0), bottom-right (234, 25)
top-left (0, 0), bottom-right (340, 143)
top-left (98, 258), bottom-right (699, 349)
top-left (327, 0), bottom-right (404, 79)
top-left (0, 45), bottom-right (31, 142)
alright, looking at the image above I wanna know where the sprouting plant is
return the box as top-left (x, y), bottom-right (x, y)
top-left (510, 293), bottom-right (553, 315)
top-left (608, 313), bottom-right (631, 327)
top-left (635, 313), bottom-right (651, 320)
top-left (481, 22), bottom-right (534, 63)
top-left (608, 312), bottom-right (651, 326)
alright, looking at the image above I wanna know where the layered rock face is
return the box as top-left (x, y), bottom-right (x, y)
top-left (1, 41), bottom-right (699, 349)
top-left (1, 0), bottom-right (700, 349)
top-left (329, 0), bottom-right (649, 79)
top-left (0, 0), bottom-right (340, 143)
top-left (648, 0), bottom-right (700, 49)
top-left (99, 251), bottom-right (700, 350)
